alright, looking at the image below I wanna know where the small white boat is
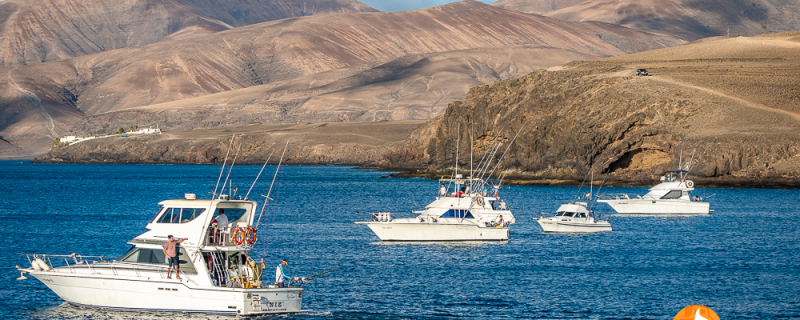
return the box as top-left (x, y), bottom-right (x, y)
top-left (597, 170), bottom-right (711, 215)
top-left (355, 176), bottom-right (516, 241)
top-left (535, 201), bottom-right (612, 233)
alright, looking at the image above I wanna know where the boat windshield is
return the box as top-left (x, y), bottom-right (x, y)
top-left (440, 209), bottom-right (474, 219)
top-left (156, 208), bottom-right (207, 224)
top-left (660, 190), bottom-right (683, 199)
top-left (119, 246), bottom-right (197, 274)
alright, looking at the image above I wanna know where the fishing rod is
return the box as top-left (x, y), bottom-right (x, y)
top-left (486, 125), bottom-right (525, 181)
top-left (305, 266), bottom-right (341, 280)
top-left (256, 142), bottom-right (288, 230)
top-left (212, 134), bottom-right (236, 198)
top-left (244, 150), bottom-right (275, 200)
top-left (219, 142), bottom-right (242, 199)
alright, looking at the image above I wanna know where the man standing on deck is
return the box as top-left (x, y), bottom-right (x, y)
top-left (275, 259), bottom-right (291, 287)
top-left (163, 235), bottom-right (187, 280)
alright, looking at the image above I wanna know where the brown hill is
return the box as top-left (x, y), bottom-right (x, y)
top-left (495, 0), bottom-right (800, 41)
top-left (1, 0), bottom-right (684, 158)
top-left (381, 31), bottom-right (800, 186)
top-left (0, 0), bottom-right (376, 66)
top-left (490, 0), bottom-right (588, 14)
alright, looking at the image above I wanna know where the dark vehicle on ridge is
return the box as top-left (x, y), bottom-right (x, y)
top-left (636, 68), bottom-right (649, 76)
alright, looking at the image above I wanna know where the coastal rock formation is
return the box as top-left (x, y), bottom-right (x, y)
top-left (0, 0), bottom-right (376, 66)
top-left (35, 120), bottom-right (425, 164)
top-left (1, 1), bottom-right (684, 158)
top-left (380, 32), bottom-right (800, 186)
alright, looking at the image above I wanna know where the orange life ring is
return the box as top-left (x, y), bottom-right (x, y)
top-left (245, 227), bottom-right (257, 245)
top-left (232, 227), bottom-right (246, 245)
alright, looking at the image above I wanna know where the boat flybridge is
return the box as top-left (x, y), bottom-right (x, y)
top-left (535, 201), bottom-right (612, 233)
top-left (355, 175), bottom-right (516, 241)
top-left (598, 170), bottom-right (711, 215)
top-left (16, 193), bottom-right (306, 315)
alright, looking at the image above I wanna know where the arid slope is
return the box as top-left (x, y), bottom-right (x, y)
top-left (2, 1), bottom-right (683, 158)
top-left (0, 0), bottom-right (376, 66)
top-left (382, 31), bottom-right (800, 185)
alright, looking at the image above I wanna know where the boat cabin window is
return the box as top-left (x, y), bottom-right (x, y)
top-left (660, 190), bottom-right (683, 199)
top-left (560, 212), bottom-right (575, 217)
top-left (156, 208), bottom-right (207, 224)
top-left (576, 212), bottom-right (586, 218)
top-left (214, 208), bottom-right (248, 225)
top-left (119, 246), bottom-right (197, 274)
top-left (440, 209), bottom-right (474, 219)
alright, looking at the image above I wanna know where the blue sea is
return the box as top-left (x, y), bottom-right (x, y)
top-left (1, 160), bottom-right (799, 319)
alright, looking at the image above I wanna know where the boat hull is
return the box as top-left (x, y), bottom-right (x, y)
top-left (30, 271), bottom-right (303, 315)
top-left (598, 199), bottom-right (710, 215)
top-left (360, 222), bottom-right (509, 241)
top-left (536, 219), bottom-right (611, 233)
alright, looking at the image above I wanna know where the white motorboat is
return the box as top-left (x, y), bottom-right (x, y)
top-left (598, 170), bottom-right (711, 215)
top-left (535, 201), bottom-right (611, 233)
top-left (16, 194), bottom-right (307, 315)
top-left (355, 176), bottom-right (516, 241)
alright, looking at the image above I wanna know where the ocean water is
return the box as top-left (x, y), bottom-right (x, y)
top-left (1, 160), bottom-right (799, 319)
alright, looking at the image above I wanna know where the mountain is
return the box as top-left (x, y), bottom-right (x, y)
top-left (490, 0), bottom-right (587, 14)
top-left (1, 0), bottom-right (684, 158)
top-left (493, 0), bottom-right (800, 41)
top-left (0, 0), bottom-right (377, 66)
top-left (381, 31), bottom-right (800, 186)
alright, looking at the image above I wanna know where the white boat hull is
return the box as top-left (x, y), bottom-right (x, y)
top-left (598, 199), bottom-right (710, 215)
top-left (29, 270), bottom-right (303, 315)
top-left (536, 218), bottom-right (612, 233)
top-left (360, 222), bottom-right (509, 241)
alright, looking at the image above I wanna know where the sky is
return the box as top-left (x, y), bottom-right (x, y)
top-left (359, 0), bottom-right (495, 12)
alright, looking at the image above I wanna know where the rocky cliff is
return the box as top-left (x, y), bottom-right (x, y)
top-left (380, 32), bottom-right (800, 186)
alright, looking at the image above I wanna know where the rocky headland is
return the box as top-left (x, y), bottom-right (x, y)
top-left (377, 32), bottom-right (800, 188)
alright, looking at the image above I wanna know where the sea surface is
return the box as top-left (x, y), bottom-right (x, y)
top-left (1, 160), bottom-right (799, 319)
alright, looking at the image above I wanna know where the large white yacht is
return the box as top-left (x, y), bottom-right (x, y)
top-left (598, 170), bottom-right (711, 215)
top-left (16, 194), bottom-right (307, 315)
top-left (355, 176), bottom-right (516, 241)
top-left (535, 201), bottom-right (612, 233)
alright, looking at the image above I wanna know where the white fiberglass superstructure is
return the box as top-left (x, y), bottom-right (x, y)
top-left (356, 176), bottom-right (516, 241)
top-left (16, 195), bottom-right (305, 315)
top-left (598, 170), bottom-right (711, 215)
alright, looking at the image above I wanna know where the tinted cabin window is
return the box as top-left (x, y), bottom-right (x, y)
top-left (661, 190), bottom-right (683, 199)
top-left (157, 208), bottom-right (206, 224)
top-left (120, 247), bottom-right (196, 274)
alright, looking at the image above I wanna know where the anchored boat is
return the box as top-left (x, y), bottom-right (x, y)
top-left (356, 176), bottom-right (516, 241)
top-left (535, 201), bottom-right (611, 233)
top-left (598, 170), bottom-right (711, 215)
top-left (16, 195), bottom-right (306, 315)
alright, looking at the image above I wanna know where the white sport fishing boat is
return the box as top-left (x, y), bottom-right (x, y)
top-left (535, 201), bottom-right (611, 233)
top-left (598, 170), bottom-right (711, 215)
top-left (15, 143), bottom-right (311, 315)
top-left (355, 176), bottom-right (516, 241)
top-left (16, 195), bottom-right (306, 315)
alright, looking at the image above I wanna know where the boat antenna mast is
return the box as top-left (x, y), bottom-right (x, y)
top-left (219, 142), bottom-right (242, 199)
top-left (486, 125), bottom-right (525, 181)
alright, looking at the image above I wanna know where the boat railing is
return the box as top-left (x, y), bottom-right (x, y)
top-left (18, 253), bottom-right (193, 280)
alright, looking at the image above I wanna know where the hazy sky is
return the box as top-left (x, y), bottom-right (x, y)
top-left (360, 0), bottom-right (495, 12)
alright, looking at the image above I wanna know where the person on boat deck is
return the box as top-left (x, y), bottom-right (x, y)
top-left (216, 209), bottom-right (229, 227)
top-left (249, 258), bottom-right (266, 284)
top-left (456, 184), bottom-right (466, 197)
top-left (660, 175), bottom-right (666, 182)
top-left (275, 259), bottom-right (292, 287)
top-left (499, 199), bottom-right (507, 210)
top-left (228, 265), bottom-right (240, 287)
top-left (163, 235), bottom-right (187, 280)
top-left (439, 183), bottom-right (447, 196)
top-left (496, 215), bottom-right (504, 227)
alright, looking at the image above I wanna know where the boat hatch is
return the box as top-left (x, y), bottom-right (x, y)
top-left (440, 209), bottom-right (474, 219)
